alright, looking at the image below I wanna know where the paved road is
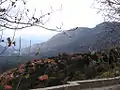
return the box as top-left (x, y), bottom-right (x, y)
top-left (84, 84), bottom-right (120, 90)
top-left (31, 84), bottom-right (120, 90)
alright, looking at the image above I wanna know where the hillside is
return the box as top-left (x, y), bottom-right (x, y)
top-left (0, 56), bottom-right (42, 74)
top-left (21, 22), bottom-right (120, 57)
top-left (1, 46), bottom-right (120, 90)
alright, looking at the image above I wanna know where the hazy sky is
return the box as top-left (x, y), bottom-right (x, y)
top-left (1, 0), bottom-right (104, 43)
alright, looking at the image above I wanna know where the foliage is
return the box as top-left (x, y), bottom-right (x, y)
top-left (0, 46), bottom-right (120, 89)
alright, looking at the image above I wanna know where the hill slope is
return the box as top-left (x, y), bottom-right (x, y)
top-left (21, 22), bottom-right (120, 57)
top-left (1, 46), bottom-right (120, 90)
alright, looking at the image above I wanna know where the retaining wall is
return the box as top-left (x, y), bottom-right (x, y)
top-left (31, 76), bottom-right (120, 90)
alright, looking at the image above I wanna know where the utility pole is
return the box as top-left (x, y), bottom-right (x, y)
top-left (17, 36), bottom-right (21, 65)
top-left (19, 36), bottom-right (21, 56)
top-left (29, 40), bottom-right (31, 55)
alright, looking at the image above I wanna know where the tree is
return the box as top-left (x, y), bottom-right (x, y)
top-left (0, 0), bottom-right (64, 55)
top-left (94, 0), bottom-right (120, 21)
top-left (0, 0), bottom-right (62, 30)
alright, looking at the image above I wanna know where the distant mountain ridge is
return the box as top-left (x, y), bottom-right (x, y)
top-left (0, 37), bottom-right (43, 56)
top-left (20, 22), bottom-right (120, 57)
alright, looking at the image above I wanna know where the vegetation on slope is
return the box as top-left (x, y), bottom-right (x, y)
top-left (1, 47), bottom-right (120, 90)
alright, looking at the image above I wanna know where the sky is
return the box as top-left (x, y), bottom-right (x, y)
top-left (1, 0), bottom-right (104, 45)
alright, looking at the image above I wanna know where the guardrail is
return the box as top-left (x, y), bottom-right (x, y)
top-left (30, 76), bottom-right (120, 90)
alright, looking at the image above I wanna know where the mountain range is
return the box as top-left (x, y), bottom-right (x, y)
top-left (0, 21), bottom-right (120, 73)
top-left (20, 22), bottom-right (120, 57)
top-left (0, 21), bottom-right (120, 57)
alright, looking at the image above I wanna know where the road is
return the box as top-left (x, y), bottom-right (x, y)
top-left (84, 84), bottom-right (120, 90)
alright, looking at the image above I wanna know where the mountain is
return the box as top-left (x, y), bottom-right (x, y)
top-left (0, 37), bottom-right (42, 49)
top-left (21, 22), bottom-right (120, 57)
top-left (2, 22), bottom-right (120, 89)
top-left (0, 37), bottom-right (44, 56)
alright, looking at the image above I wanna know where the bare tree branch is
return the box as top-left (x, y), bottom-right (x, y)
top-left (0, 0), bottom-right (63, 31)
top-left (0, 0), bottom-right (70, 55)
top-left (94, 0), bottom-right (120, 22)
